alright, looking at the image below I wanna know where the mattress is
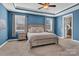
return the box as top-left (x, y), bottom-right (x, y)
top-left (27, 32), bottom-right (56, 40)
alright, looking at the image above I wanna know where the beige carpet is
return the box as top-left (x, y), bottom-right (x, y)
top-left (0, 39), bottom-right (79, 56)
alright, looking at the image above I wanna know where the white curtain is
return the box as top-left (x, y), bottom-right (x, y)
top-left (12, 14), bottom-right (27, 36)
top-left (15, 15), bottom-right (25, 32)
top-left (45, 17), bottom-right (54, 33)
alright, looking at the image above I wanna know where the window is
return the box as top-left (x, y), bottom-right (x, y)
top-left (15, 15), bottom-right (26, 32)
top-left (45, 17), bottom-right (54, 32)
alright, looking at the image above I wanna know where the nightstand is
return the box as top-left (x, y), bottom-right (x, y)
top-left (18, 32), bottom-right (27, 41)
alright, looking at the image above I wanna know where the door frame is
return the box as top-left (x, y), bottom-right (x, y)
top-left (62, 13), bottom-right (73, 40)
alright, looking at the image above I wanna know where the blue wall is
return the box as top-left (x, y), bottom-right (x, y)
top-left (55, 16), bottom-right (63, 36)
top-left (8, 12), bottom-right (46, 39)
top-left (73, 9), bottom-right (79, 41)
top-left (8, 11), bottom-right (55, 39)
top-left (55, 9), bottom-right (79, 41)
top-left (8, 12), bottom-right (16, 39)
top-left (27, 14), bottom-right (45, 25)
top-left (0, 4), bottom-right (8, 45)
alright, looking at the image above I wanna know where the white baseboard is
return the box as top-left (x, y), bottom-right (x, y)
top-left (8, 39), bottom-right (18, 42)
top-left (0, 39), bottom-right (18, 48)
top-left (58, 36), bottom-right (64, 39)
top-left (73, 40), bottom-right (79, 43)
top-left (0, 40), bottom-right (8, 48)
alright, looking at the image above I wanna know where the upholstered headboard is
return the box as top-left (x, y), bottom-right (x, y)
top-left (28, 24), bottom-right (45, 33)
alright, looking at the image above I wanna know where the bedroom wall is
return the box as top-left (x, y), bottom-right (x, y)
top-left (27, 14), bottom-right (45, 25)
top-left (55, 16), bottom-right (63, 36)
top-left (0, 4), bottom-right (8, 45)
top-left (55, 9), bottom-right (79, 41)
top-left (8, 11), bottom-right (55, 39)
top-left (73, 9), bottom-right (79, 41)
top-left (8, 11), bottom-right (54, 39)
top-left (8, 12), bottom-right (29, 39)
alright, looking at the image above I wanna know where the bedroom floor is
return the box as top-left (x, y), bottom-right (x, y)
top-left (0, 39), bottom-right (79, 56)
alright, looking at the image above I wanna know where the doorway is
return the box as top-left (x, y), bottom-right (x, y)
top-left (63, 14), bottom-right (73, 40)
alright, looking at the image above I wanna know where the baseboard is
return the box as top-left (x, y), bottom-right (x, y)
top-left (0, 39), bottom-right (18, 48)
top-left (58, 36), bottom-right (64, 39)
top-left (0, 40), bottom-right (8, 48)
top-left (8, 39), bottom-right (18, 42)
top-left (73, 40), bottom-right (79, 43)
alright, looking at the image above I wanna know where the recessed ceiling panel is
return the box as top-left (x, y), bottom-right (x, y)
top-left (14, 3), bottom-right (76, 14)
top-left (2, 3), bottom-right (77, 16)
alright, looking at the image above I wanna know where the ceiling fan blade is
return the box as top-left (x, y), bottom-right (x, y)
top-left (49, 5), bottom-right (56, 7)
top-left (38, 7), bottom-right (43, 9)
top-left (38, 3), bottom-right (44, 5)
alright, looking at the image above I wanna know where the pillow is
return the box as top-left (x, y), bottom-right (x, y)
top-left (29, 27), bottom-right (44, 33)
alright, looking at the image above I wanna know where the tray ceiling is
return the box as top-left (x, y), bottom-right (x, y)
top-left (2, 3), bottom-right (77, 16)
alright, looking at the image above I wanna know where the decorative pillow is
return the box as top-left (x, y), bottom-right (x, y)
top-left (29, 27), bottom-right (44, 33)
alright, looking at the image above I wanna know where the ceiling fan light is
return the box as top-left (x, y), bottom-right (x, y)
top-left (43, 5), bottom-right (48, 9)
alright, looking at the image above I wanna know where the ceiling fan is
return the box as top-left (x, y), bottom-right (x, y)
top-left (38, 3), bottom-right (56, 9)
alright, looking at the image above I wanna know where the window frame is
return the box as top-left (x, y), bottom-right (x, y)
top-left (14, 14), bottom-right (26, 32)
top-left (45, 17), bottom-right (54, 33)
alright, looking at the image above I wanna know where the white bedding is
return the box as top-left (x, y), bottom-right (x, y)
top-left (27, 32), bottom-right (55, 36)
top-left (27, 32), bottom-right (57, 41)
top-left (26, 32), bottom-right (58, 48)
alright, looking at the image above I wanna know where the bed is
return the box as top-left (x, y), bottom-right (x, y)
top-left (27, 32), bottom-right (58, 48)
top-left (26, 25), bottom-right (58, 48)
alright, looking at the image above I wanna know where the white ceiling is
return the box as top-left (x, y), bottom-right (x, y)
top-left (2, 3), bottom-right (77, 16)
top-left (14, 3), bottom-right (76, 14)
